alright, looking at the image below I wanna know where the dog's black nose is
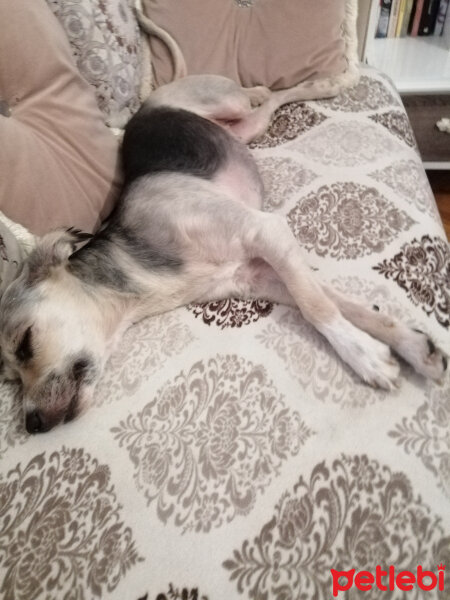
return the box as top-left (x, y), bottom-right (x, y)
top-left (26, 410), bottom-right (43, 434)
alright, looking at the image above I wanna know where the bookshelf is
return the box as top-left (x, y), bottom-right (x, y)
top-left (362, 0), bottom-right (450, 169)
top-left (369, 36), bottom-right (450, 93)
top-left (364, 0), bottom-right (450, 94)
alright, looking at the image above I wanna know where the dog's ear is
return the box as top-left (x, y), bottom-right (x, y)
top-left (26, 228), bottom-right (93, 284)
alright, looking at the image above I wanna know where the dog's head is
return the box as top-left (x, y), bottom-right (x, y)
top-left (0, 229), bottom-right (105, 433)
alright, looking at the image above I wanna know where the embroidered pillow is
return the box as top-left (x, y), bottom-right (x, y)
top-left (141, 0), bottom-right (359, 97)
top-left (46, 0), bottom-right (143, 127)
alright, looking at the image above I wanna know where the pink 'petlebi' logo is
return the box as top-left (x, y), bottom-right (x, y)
top-left (331, 564), bottom-right (446, 597)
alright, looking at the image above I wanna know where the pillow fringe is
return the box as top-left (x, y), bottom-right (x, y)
top-left (0, 211), bottom-right (36, 255)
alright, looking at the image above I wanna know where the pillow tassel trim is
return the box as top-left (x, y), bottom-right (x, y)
top-left (136, 0), bottom-right (154, 102)
top-left (0, 212), bottom-right (36, 256)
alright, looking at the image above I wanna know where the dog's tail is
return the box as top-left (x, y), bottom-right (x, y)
top-left (135, 8), bottom-right (187, 82)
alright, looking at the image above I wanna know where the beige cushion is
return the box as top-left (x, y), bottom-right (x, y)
top-left (0, 0), bottom-right (121, 235)
top-left (143, 0), bottom-right (355, 90)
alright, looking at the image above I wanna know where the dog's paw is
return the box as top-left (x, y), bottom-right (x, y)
top-left (323, 318), bottom-right (400, 390)
top-left (396, 328), bottom-right (448, 383)
top-left (246, 85), bottom-right (272, 107)
top-left (349, 336), bottom-right (401, 390)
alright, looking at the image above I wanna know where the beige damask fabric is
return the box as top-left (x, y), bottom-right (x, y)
top-left (0, 67), bottom-right (449, 600)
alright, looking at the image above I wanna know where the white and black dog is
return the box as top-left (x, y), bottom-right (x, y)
top-left (0, 75), bottom-right (446, 434)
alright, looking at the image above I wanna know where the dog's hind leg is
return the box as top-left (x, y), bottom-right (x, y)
top-left (224, 94), bottom-right (288, 143)
top-left (144, 74), bottom-right (277, 143)
top-left (206, 89), bottom-right (275, 143)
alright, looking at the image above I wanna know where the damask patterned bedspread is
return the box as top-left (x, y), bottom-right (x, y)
top-left (1, 67), bottom-right (449, 600)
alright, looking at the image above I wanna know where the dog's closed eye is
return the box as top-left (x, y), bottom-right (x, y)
top-left (15, 326), bottom-right (33, 363)
top-left (72, 357), bottom-right (92, 382)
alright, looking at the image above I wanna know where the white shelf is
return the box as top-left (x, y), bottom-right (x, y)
top-left (367, 36), bottom-right (450, 94)
top-left (423, 161), bottom-right (450, 170)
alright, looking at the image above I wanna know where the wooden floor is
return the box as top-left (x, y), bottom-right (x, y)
top-left (427, 170), bottom-right (450, 240)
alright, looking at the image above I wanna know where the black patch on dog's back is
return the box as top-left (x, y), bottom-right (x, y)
top-left (122, 106), bottom-right (229, 185)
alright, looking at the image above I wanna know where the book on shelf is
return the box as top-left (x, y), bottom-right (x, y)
top-left (400, 0), bottom-right (416, 34)
top-left (418, 0), bottom-right (440, 34)
top-left (376, 0), bottom-right (392, 37)
top-left (388, 0), bottom-right (402, 36)
top-left (395, 0), bottom-right (407, 35)
top-left (434, 0), bottom-right (449, 34)
top-left (410, 0), bottom-right (425, 35)
top-left (373, 0), bottom-right (448, 38)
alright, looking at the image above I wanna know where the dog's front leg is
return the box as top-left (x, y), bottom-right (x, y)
top-left (242, 211), bottom-right (400, 389)
top-left (239, 259), bottom-right (446, 383)
top-left (323, 286), bottom-right (448, 383)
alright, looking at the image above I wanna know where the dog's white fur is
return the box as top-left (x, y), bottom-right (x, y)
top-left (0, 75), bottom-right (446, 433)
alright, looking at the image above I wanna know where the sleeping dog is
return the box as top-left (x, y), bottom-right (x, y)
top-left (0, 75), bottom-right (447, 434)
